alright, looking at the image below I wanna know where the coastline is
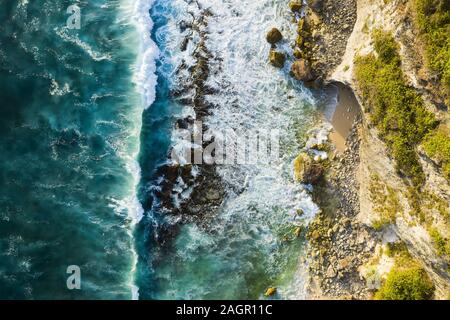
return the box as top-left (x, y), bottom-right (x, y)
top-left (138, 0), bottom-right (449, 299)
top-left (301, 0), bottom-right (450, 299)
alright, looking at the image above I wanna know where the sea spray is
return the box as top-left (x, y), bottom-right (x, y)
top-left (119, 0), bottom-right (160, 299)
top-left (131, 0), bottom-right (159, 110)
top-left (136, 0), bottom-right (323, 299)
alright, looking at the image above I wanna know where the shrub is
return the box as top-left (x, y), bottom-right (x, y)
top-left (375, 264), bottom-right (435, 300)
top-left (414, 0), bottom-right (450, 92)
top-left (373, 29), bottom-right (401, 65)
top-left (429, 227), bottom-right (450, 257)
top-left (354, 30), bottom-right (437, 187)
top-left (369, 174), bottom-right (401, 229)
top-left (422, 128), bottom-right (450, 180)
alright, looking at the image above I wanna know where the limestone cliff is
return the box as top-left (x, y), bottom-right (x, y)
top-left (328, 0), bottom-right (450, 299)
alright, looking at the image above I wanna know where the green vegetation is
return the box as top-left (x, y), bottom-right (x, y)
top-left (372, 30), bottom-right (401, 65)
top-left (429, 227), bottom-right (450, 257)
top-left (375, 264), bottom-right (435, 300)
top-left (354, 30), bottom-right (437, 187)
top-left (369, 174), bottom-right (401, 230)
top-left (384, 241), bottom-right (410, 258)
top-left (376, 243), bottom-right (435, 300)
top-left (423, 191), bottom-right (450, 221)
top-left (414, 0), bottom-right (450, 95)
top-left (422, 127), bottom-right (450, 180)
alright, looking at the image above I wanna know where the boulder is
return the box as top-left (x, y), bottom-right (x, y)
top-left (326, 265), bottom-right (337, 278)
top-left (266, 28), bottom-right (283, 44)
top-left (293, 152), bottom-right (311, 182)
top-left (264, 287), bottom-right (277, 297)
top-left (293, 152), bottom-right (324, 183)
top-left (297, 17), bottom-right (305, 33)
top-left (163, 164), bottom-right (179, 181)
top-left (309, 0), bottom-right (324, 12)
top-left (293, 47), bottom-right (303, 59)
top-left (269, 50), bottom-right (286, 68)
top-left (291, 59), bottom-right (314, 82)
top-left (205, 188), bottom-right (221, 201)
top-left (296, 35), bottom-right (304, 47)
top-left (289, 1), bottom-right (303, 12)
top-left (294, 226), bottom-right (302, 238)
top-left (304, 163), bottom-right (324, 183)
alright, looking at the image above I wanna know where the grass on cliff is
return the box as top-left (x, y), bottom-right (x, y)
top-left (429, 227), bottom-right (450, 258)
top-left (422, 127), bottom-right (450, 180)
top-left (375, 263), bottom-right (435, 300)
top-left (369, 174), bottom-right (401, 229)
top-left (376, 243), bottom-right (435, 300)
top-left (414, 0), bottom-right (450, 95)
top-left (354, 30), bottom-right (437, 187)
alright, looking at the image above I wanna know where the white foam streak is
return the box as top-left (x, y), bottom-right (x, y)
top-left (132, 0), bottom-right (159, 109)
top-left (116, 0), bottom-right (159, 300)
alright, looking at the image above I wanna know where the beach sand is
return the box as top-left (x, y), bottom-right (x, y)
top-left (327, 82), bottom-right (361, 152)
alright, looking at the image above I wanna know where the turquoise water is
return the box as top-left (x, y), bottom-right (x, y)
top-left (0, 0), bottom-right (321, 300)
top-left (0, 0), bottom-right (144, 299)
top-left (135, 0), bottom-right (320, 300)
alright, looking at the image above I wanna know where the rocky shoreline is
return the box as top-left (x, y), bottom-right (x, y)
top-left (301, 0), bottom-right (450, 299)
top-left (148, 0), bottom-right (448, 299)
top-left (306, 123), bottom-right (378, 299)
top-left (267, 0), bottom-right (357, 83)
top-left (272, 0), bottom-right (379, 299)
top-left (150, 3), bottom-right (226, 242)
top-left (161, 0), bottom-right (377, 298)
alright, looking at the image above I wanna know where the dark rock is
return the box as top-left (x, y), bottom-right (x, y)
top-left (176, 116), bottom-right (194, 129)
top-left (291, 59), bottom-right (314, 82)
top-left (289, 1), bottom-right (304, 12)
top-left (304, 163), bottom-right (324, 184)
top-left (309, 0), bottom-right (324, 13)
top-left (266, 28), bottom-right (283, 44)
top-left (269, 50), bottom-right (286, 68)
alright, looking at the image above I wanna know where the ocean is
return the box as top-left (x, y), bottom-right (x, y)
top-left (0, 0), bottom-right (324, 299)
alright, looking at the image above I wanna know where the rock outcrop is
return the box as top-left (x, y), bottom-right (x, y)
top-left (269, 50), bottom-right (286, 68)
top-left (291, 59), bottom-right (314, 82)
top-left (266, 28), bottom-right (283, 45)
top-left (306, 0), bottom-right (450, 299)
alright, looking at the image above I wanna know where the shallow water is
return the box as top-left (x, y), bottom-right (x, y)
top-left (135, 0), bottom-right (322, 300)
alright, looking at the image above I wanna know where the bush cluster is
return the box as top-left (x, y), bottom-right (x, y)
top-left (375, 264), bottom-right (435, 300)
top-left (422, 128), bottom-right (450, 180)
top-left (354, 30), bottom-right (437, 187)
top-left (414, 0), bottom-right (450, 93)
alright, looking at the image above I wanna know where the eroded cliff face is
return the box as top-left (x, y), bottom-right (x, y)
top-left (329, 0), bottom-right (450, 299)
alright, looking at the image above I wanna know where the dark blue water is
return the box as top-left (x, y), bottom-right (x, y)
top-left (0, 0), bottom-right (143, 299)
top-left (134, 0), bottom-right (181, 299)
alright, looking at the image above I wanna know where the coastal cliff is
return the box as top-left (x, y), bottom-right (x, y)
top-left (295, 0), bottom-right (449, 299)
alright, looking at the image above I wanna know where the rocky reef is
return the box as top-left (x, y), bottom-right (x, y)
top-left (149, 4), bottom-right (226, 239)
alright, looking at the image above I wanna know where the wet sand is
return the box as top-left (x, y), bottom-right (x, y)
top-left (327, 82), bottom-right (361, 152)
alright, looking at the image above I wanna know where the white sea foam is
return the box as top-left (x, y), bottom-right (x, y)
top-left (115, 0), bottom-right (160, 300)
top-left (148, 0), bottom-right (323, 299)
top-left (131, 0), bottom-right (159, 109)
top-left (55, 28), bottom-right (112, 61)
